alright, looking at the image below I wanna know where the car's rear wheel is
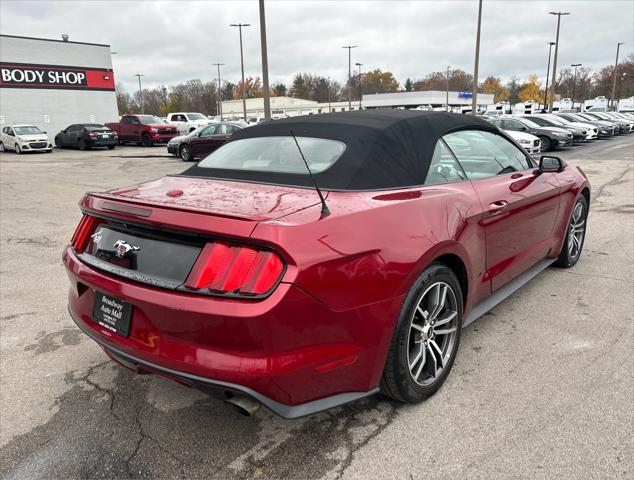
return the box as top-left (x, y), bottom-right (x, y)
top-left (380, 263), bottom-right (463, 403)
top-left (0, 142), bottom-right (5, 152)
top-left (141, 133), bottom-right (153, 147)
top-left (555, 195), bottom-right (588, 268)
top-left (78, 139), bottom-right (87, 151)
top-left (540, 136), bottom-right (552, 151)
top-left (107, 145), bottom-right (116, 150)
top-left (179, 144), bottom-right (192, 161)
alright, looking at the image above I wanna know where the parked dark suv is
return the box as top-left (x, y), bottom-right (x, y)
top-left (55, 124), bottom-right (117, 150)
top-left (486, 117), bottom-right (573, 151)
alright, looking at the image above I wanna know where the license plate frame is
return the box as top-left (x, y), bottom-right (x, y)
top-left (92, 292), bottom-right (133, 337)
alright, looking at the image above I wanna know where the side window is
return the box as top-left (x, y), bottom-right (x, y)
top-left (443, 130), bottom-right (531, 180)
top-left (217, 124), bottom-right (232, 134)
top-left (504, 120), bottom-right (523, 130)
top-left (121, 116), bottom-right (131, 125)
top-left (424, 139), bottom-right (467, 185)
top-left (199, 125), bottom-right (217, 136)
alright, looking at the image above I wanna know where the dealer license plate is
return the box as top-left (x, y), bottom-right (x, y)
top-left (92, 292), bottom-right (132, 337)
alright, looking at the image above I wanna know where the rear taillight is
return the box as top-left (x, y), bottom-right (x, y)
top-left (70, 214), bottom-right (99, 252)
top-left (185, 242), bottom-right (284, 296)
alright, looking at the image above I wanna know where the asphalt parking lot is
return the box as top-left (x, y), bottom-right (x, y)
top-left (1, 136), bottom-right (632, 479)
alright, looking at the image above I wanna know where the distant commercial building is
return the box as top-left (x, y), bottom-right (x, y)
top-left (222, 91), bottom-right (495, 118)
top-left (0, 34), bottom-right (117, 135)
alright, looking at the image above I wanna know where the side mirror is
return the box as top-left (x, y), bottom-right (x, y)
top-left (537, 155), bottom-right (565, 174)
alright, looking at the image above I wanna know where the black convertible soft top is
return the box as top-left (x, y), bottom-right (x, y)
top-left (182, 110), bottom-right (498, 190)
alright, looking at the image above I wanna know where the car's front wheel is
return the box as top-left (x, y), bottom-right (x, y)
top-left (179, 144), bottom-right (192, 161)
top-left (555, 195), bottom-right (588, 268)
top-left (381, 263), bottom-right (463, 403)
top-left (141, 133), bottom-right (153, 147)
top-left (540, 136), bottom-right (552, 151)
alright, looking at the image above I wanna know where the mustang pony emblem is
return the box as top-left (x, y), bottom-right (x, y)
top-left (113, 240), bottom-right (140, 258)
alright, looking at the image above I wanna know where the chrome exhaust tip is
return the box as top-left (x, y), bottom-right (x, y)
top-left (225, 393), bottom-right (261, 416)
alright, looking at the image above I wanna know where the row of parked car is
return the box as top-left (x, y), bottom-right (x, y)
top-left (484, 111), bottom-right (634, 154)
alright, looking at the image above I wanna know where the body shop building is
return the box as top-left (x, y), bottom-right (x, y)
top-left (0, 34), bottom-right (118, 136)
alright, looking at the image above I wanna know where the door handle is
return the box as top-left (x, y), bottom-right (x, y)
top-left (488, 200), bottom-right (509, 214)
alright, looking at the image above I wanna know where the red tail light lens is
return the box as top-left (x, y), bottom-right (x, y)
top-left (185, 242), bottom-right (284, 296)
top-left (70, 214), bottom-right (99, 252)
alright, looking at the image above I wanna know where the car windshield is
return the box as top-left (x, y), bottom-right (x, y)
top-left (187, 113), bottom-right (207, 121)
top-left (84, 124), bottom-right (107, 131)
top-left (14, 126), bottom-right (43, 135)
top-left (544, 115), bottom-right (567, 125)
top-left (196, 136), bottom-right (346, 174)
top-left (516, 117), bottom-right (540, 128)
top-left (137, 115), bottom-right (164, 125)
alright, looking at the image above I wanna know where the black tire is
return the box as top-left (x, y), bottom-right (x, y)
top-left (540, 136), bottom-right (552, 151)
top-left (380, 263), bottom-right (463, 403)
top-left (179, 144), bottom-right (192, 161)
top-left (0, 142), bottom-right (5, 153)
top-left (141, 133), bottom-right (153, 147)
top-left (78, 139), bottom-right (87, 151)
top-left (15, 143), bottom-right (21, 154)
top-left (107, 145), bottom-right (116, 150)
top-left (555, 195), bottom-right (588, 268)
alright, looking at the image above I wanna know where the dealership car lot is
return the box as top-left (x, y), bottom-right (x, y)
top-left (0, 137), bottom-right (632, 478)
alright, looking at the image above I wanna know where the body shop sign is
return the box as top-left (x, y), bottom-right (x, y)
top-left (0, 63), bottom-right (115, 91)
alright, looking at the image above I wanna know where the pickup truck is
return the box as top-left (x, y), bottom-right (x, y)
top-left (166, 112), bottom-right (211, 135)
top-left (106, 115), bottom-right (178, 146)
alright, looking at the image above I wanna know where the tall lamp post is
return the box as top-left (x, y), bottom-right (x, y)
top-left (570, 63), bottom-right (582, 109)
top-left (610, 42), bottom-right (624, 110)
top-left (548, 11), bottom-right (571, 112)
top-left (618, 72), bottom-right (627, 105)
top-left (134, 74), bottom-right (144, 114)
top-left (471, 0), bottom-right (483, 115)
top-left (213, 63), bottom-right (224, 119)
top-left (258, 0), bottom-right (271, 121)
top-left (161, 86), bottom-right (168, 117)
top-left (446, 66), bottom-right (451, 111)
top-left (342, 45), bottom-right (358, 111)
top-left (230, 23), bottom-right (251, 120)
top-left (543, 42), bottom-right (556, 109)
top-left (355, 62), bottom-right (363, 110)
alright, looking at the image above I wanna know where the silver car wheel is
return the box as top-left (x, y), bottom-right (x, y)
top-left (568, 202), bottom-right (586, 260)
top-left (407, 282), bottom-right (459, 386)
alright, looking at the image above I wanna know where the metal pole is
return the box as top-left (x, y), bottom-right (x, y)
top-left (571, 63), bottom-right (581, 107)
top-left (471, 0), bottom-right (482, 115)
top-left (446, 66), bottom-right (450, 110)
top-left (610, 42), bottom-right (624, 110)
top-left (135, 74), bottom-right (144, 114)
top-left (259, 0), bottom-right (271, 121)
top-left (213, 63), bottom-right (224, 120)
top-left (327, 76), bottom-right (331, 113)
top-left (355, 62), bottom-right (363, 110)
top-left (342, 45), bottom-right (357, 111)
top-left (548, 11), bottom-right (570, 112)
top-left (543, 42), bottom-right (555, 108)
top-left (230, 23), bottom-right (251, 121)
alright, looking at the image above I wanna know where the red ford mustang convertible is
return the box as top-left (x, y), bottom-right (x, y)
top-left (64, 111), bottom-right (590, 418)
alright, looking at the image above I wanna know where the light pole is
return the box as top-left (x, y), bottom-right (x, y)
top-left (230, 23), bottom-right (251, 120)
top-left (618, 72), bottom-right (627, 106)
top-left (213, 63), bottom-right (224, 119)
top-left (342, 45), bottom-right (358, 111)
top-left (610, 42), bottom-right (624, 110)
top-left (446, 66), bottom-right (451, 111)
top-left (471, 0), bottom-right (483, 115)
top-left (134, 74), bottom-right (144, 114)
top-left (161, 86), bottom-right (168, 117)
top-left (543, 42), bottom-right (556, 109)
top-left (327, 76), bottom-right (332, 113)
top-left (258, 0), bottom-right (271, 121)
top-left (570, 63), bottom-right (582, 108)
top-left (355, 62), bottom-right (363, 110)
top-left (548, 11), bottom-right (570, 112)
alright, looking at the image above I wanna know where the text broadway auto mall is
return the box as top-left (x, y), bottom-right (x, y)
top-left (0, 34), bottom-right (118, 135)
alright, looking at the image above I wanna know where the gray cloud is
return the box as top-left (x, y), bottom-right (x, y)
top-left (1, 0), bottom-right (632, 93)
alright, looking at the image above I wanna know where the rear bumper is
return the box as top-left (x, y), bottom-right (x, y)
top-left (63, 246), bottom-right (394, 415)
top-left (88, 139), bottom-right (117, 147)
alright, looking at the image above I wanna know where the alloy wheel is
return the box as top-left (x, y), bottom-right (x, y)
top-left (407, 282), bottom-right (459, 386)
top-left (180, 145), bottom-right (191, 161)
top-left (568, 202), bottom-right (585, 260)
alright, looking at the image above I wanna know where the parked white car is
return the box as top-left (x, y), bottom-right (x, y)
top-left (503, 129), bottom-right (542, 154)
top-left (166, 112), bottom-right (211, 135)
top-left (0, 124), bottom-right (53, 154)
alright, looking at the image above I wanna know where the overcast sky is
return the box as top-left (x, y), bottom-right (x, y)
top-left (1, 0), bottom-right (632, 93)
